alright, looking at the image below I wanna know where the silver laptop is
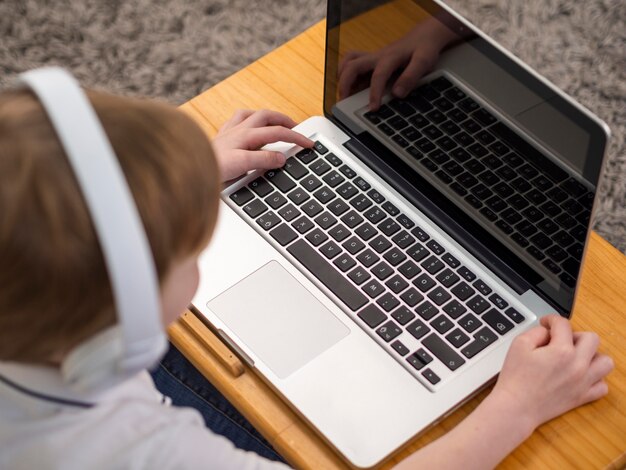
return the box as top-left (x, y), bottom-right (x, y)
top-left (191, 0), bottom-right (610, 466)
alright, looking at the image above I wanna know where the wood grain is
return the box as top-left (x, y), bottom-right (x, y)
top-left (171, 19), bottom-right (626, 470)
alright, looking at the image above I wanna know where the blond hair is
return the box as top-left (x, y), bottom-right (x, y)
top-left (0, 89), bottom-right (220, 363)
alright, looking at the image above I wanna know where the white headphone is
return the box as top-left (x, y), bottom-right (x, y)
top-left (18, 67), bottom-right (167, 394)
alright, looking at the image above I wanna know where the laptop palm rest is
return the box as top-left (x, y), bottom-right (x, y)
top-left (207, 260), bottom-right (350, 379)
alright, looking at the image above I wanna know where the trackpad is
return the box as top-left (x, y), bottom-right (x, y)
top-left (207, 261), bottom-right (350, 378)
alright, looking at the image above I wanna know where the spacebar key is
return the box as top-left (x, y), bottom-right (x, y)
top-left (288, 239), bottom-right (368, 311)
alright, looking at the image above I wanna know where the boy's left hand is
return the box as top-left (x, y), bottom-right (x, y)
top-left (212, 109), bottom-right (313, 183)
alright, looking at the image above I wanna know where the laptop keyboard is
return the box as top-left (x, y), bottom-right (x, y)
top-left (228, 139), bottom-right (526, 389)
top-left (362, 75), bottom-right (592, 289)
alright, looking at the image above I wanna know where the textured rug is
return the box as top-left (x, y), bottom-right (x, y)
top-left (1, 0), bottom-right (624, 253)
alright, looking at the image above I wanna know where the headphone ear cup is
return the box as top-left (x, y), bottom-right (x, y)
top-left (61, 326), bottom-right (126, 393)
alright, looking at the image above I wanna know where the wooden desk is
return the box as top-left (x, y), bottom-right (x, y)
top-left (169, 20), bottom-right (626, 470)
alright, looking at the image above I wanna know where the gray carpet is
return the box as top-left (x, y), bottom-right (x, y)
top-left (1, 0), bottom-right (624, 253)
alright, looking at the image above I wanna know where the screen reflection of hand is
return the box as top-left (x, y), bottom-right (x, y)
top-left (338, 18), bottom-right (462, 110)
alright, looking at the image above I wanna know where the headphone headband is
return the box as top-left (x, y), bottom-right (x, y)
top-left (19, 67), bottom-right (166, 390)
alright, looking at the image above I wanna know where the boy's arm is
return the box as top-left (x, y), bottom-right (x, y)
top-left (395, 315), bottom-right (613, 469)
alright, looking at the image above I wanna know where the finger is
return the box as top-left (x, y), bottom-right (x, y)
top-left (241, 126), bottom-right (314, 150)
top-left (391, 53), bottom-right (434, 98)
top-left (587, 353), bottom-right (614, 384)
top-left (540, 314), bottom-right (573, 347)
top-left (513, 325), bottom-right (550, 350)
top-left (239, 109), bottom-right (299, 130)
top-left (369, 57), bottom-right (405, 110)
top-left (220, 109), bottom-right (256, 133)
top-left (338, 54), bottom-right (377, 100)
top-left (339, 50), bottom-right (367, 76)
top-left (581, 380), bottom-right (609, 404)
top-left (235, 149), bottom-right (286, 173)
top-left (573, 331), bottom-right (600, 363)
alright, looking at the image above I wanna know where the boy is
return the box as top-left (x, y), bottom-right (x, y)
top-left (0, 80), bottom-right (613, 469)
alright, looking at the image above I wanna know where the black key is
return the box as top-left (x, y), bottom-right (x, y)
top-left (451, 148), bottom-right (472, 163)
top-left (441, 119), bottom-right (461, 135)
top-left (431, 314), bottom-right (454, 334)
top-left (411, 226), bottom-right (430, 242)
top-left (561, 178), bottom-right (588, 198)
top-left (501, 208), bottom-right (522, 226)
top-left (409, 113), bottom-right (430, 128)
top-left (392, 230), bottom-right (416, 249)
top-left (265, 169), bottom-right (296, 192)
top-left (457, 265), bottom-right (476, 282)
top-left (446, 328), bottom-right (470, 348)
top-left (362, 279), bottom-right (385, 298)
top-left (483, 308), bottom-right (514, 335)
top-left (542, 258), bottom-right (561, 274)
top-left (382, 201), bottom-right (400, 216)
top-left (256, 211), bottom-right (281, 231)
top-left (328, 224), bottom-right (350, 242)
top-left (407, 243), bottom-right (430, 263)
top-left (230, 187), bottom-right (254, 206)
top-left (415, 300), bottom-right (438, 320)
top-left (269, 222), bottom-right (298, 246)
top-left (493, 182), bottom-right (514, 199)
top-left (341, 210), bottom-right (364, 228)
top-left (423, 125), bottom-right (443, 140)
top-left (441, 252), bottom-right (460, 268)
top-left (527, 245), bottom-right (546, 260)
top-left (372, 261), bottom-right (394, 280)
top-left (515, 220), bottom-right (537, 238)
top-left (295, 148), bottom-right (317, 164)
top-left (428, 286), bottom-right (451, 306)
top-left (369, 235), bottom-right (392, 253)
top-left (284, 157), bottom-right (308, 180)
top-left (552, 230), bottom-right (575, 248)
top-left (333, 253), bottom-right (356, 272)
top-left (435, 170), bottom-right (453, 184)
top-left (357, 249), bottom-right (379, 268)
top-left (350, 194), bottom-right (373, 212)
top-left (416, 138), bottom-right (436, 155)
top-left (249, 177), bottom-right (274, 197)
top-left (421, 255), bottom-right (445, 274)
top-left (472, 279), bottom-right (492, 296)
top-left (377, 104), bottom-right (394, 119)
top-left (313, 186), bottom-right (336, 204)
top-left (391, 340), bottom-right (410, 356)
top-left (314, 211), bottom-right (337, 230)
top-left (377, 293), bottom-right (400, 312)
top-left (546, 245), bottom-right (568, 263)
top-left (265, 192), bottom-right (288, 209)
top-left (473, 108), bottom-right (497, 126)
top-left (243, 199), bottom-right (268, 218)
top-left (459, 97), bottom-right (480, 113)
top-left (467, 295), bottom-right (490, 314)
top-left (338, 164), bottom-right (356, 179)
top-left (426, 239), bottom-right (445, 255)
top-left (301, 175), bottom-right (322, 192)
top-left (436, 268), bottom-right (460, 288)
top-left (353, 176), bottom-right (371, 191)
top-left (363, 207), bottom-right (386, 224)
top-left (319, 240), bottom-right (341, 259)
top-left (310, 159), bottom-right (331, 176)
top-left (422, 333), bottom-right (465, 371)
top-left (422, 368), bottom-right (441, 385)
top-left (458, 313), bottom-right (482, 333)
top-left (504, 307), bottom-right (525, 324)
top-left (407, 354), bottom-right (426, 371)
top-left (305, 228), bottom-right (328, 247)
top-left (396, 214), bottom-right (415, 229)
top-left (460, 326), bottom-right (498, 358)
top-left (337, 182), bottom-right (358, 199)
top-left (389, 99), bottom-right (416, 117)
top-left (400, 287), bottom-right (424, 307)
top-left (287, 240), bottom-right (368, 310)
top-left (485, 196), bottom-right (507, 214)
top-left (443, 299), bottom-right (466, 319)
top-left (495, 220), bottom-right (514, 235)
top-left (443, 161), bottom-right (464, 177)
top-left (398, 260), bottom-right (421, 280)
top-left (322, 170), bottom-right (345, 188)
top-left (355, 222), bottom-right (377, 241)
top-left (302, 200), bottom-right (324, 217)
top-left (378, 123), bottom-right (394, 136)
top-left (379, 219), bottom-right (401, 237)
top-left (489, 141), bottom-right (510, 156)
top-left (327, 199), bottom-right (350, 216)
top-left (348, 266), bottom-right (371, 285)
top-left (530, 232), bottom-right (552, 250)
top-left (471, 184), bottom-right (493, 201)
top-left (510, 178), bottom-right (532, 194)
top-left (325, 153), bottom-right (342, 167)
top-left (376, 320), bottom-right (402, 343)
top-left (532, 175), bottom-right (553, 192)
top-left (386, 275), bottom-right (409, 294)
top-left (287, 187), bottom-right (310, 205)
top-left (414, 273), bottom-right (436, 293)
top-left (401, 126), bottom-right (422, 141)
top-left (451, 281), bottom-right (475, 301)
top-left (383, 247), bottom-right (407, 266)
top-left (291, 216), bottom-right (315, 234)
top-left (367, 189), bottom-right (385, 204)
top-left (511, 232), bottom-right (529, 248)
top-left (313, 141), bottom-right (328, 154)
top-left (407, 318), bottom-right (430, 340)
top-left (278, 203), bottom-right (300, 222)
top-left (357, 304), bottom-right (386, 328)
top-left (388, 115), bottom-right (409, 130)
top-left (343, 236), bottom-right (365, 255)
top-left (476, 130), bottom-right (495, 146)
top-left (489, 293), bottom-right (509, 310)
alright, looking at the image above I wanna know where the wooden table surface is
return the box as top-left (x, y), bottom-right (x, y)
top-left (170, 20), bottom-right (626, 470)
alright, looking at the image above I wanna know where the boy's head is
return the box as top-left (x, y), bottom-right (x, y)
top-left (0, 88), bottom-right (220, 364)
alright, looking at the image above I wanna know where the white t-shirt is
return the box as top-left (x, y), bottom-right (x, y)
top-left (0, 362), bottom-right (289, 469)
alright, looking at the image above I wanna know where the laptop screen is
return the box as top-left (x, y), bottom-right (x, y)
top-left (324, 0), bottom-right (609, 314)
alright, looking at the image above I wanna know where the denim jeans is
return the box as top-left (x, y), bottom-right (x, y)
top-left (150, 342), bottom-right (286, 464)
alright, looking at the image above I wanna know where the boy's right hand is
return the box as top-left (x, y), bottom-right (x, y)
top-left (212, 109), bottom-right (313, 183)
top-left (492, 315), bottom-right (613, 432)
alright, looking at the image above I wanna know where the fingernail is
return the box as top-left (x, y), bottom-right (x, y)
top-left (393, 85), bottom-right (405, 97)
